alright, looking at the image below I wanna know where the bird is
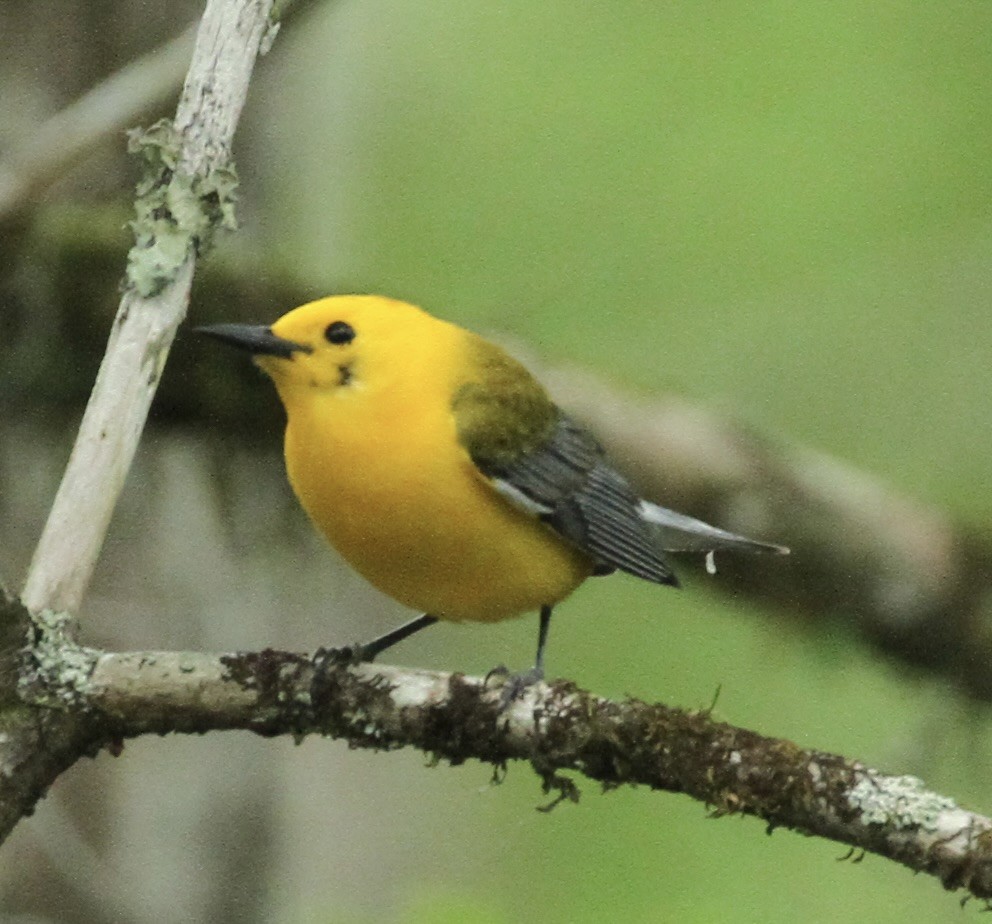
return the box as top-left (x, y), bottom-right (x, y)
top-left (197, 295), bottom-right (787, 693)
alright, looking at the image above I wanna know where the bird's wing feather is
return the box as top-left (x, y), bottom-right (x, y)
top-left (465, 407), bottom-right (679, 586)
top-left (451, 336), bottom-right (677, 585)
top-left (638, 502), bottom-right (788, 554)
top-left (452, 335), bottom-right (785, 586)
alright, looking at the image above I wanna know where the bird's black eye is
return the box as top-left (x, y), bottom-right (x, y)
top-left (324, 320), bottom-right (355, 345)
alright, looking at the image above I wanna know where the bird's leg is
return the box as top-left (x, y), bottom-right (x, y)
top-left (533, 603), bottom-right (552, 677)
top-left (311, 614), bottom-right (439, 709)
top-left (492, 605), bottom-right (553, 708)
top-left (314, 613), bottom-right (439, 669)
top-left (356, 613), bottom-right (440, 661)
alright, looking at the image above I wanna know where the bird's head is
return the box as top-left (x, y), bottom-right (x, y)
top-left (197, 295), bottom-right (452, 402)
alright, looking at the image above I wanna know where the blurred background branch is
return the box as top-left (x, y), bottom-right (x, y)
top-left (7, 219), bottom-right (991, 700)
top-left (0, 0), bottom-right (316, 228)
top-left (0, 23), bottom-right (196, 225)
top-left (537, 362), bottom-right (992, 703)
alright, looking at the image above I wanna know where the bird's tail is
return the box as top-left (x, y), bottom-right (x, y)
top-left (638, 501), bottom-right (789, 556)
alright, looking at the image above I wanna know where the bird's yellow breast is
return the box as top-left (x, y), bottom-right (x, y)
top-left (277, 328), bottom-right (591, 622)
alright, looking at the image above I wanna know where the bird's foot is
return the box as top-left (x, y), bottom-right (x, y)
top-left (483, 663), bottom-right (510, 685)
top-left (485, 664), bottom-right (545, 710)
top-left (312, 642), bottom-right (375, 669)
top-left (309, 643), bottom-right (376, 707)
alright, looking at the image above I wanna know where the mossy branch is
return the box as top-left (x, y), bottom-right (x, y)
top-left (1, 593), bottom-right (989, 904)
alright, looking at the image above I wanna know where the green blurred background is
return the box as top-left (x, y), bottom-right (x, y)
top-left (5, 1), bottom-right (992, 921)
top-left (257, 0), bottom-right (992, 524)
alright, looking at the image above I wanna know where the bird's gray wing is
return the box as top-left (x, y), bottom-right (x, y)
top-left (472, 413), bottom-right (680, 586)
top-left (451, 336), bottom-right (787, 585)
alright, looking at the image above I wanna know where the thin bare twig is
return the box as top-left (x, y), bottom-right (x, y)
top-left (0, 24), bottom-right (196, 223)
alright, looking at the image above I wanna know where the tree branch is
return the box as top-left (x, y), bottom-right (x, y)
top-left (5, 596), bottom-right (990, 903)
top-left (21, 0), bottom-right (275, 617)
top-left (1, 0), bottom-right (278, 863)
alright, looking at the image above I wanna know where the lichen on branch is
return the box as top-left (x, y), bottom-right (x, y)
top-left (125, 118), bottom-right (239, 296)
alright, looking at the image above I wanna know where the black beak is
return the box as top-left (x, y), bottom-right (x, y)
top-left (194, 323), bottom-right (311, 358)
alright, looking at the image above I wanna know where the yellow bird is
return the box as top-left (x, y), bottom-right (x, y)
top-left (198, 296), bottom-right (786, 689)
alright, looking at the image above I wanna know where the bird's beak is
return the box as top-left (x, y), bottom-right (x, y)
top-left (194, 323), bottom-right (312, 358)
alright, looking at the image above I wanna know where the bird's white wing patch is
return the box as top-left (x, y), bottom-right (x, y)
top-left (491, 477), bottom-right (554, 518)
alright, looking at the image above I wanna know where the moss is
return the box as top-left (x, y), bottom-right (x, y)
top-left (17, 608), bottom-right (98, 710)
top-left (124, 119), bottom-right (239, 297)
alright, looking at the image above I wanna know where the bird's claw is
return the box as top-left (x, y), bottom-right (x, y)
top-left (483, 663), bottom-right (510, 687)
top-left (492, 666), bottom-right (545, 710)
top-left (310, 644), bottom-right (375, 706)
top-left (312, 643), bottom-right (373, 671)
